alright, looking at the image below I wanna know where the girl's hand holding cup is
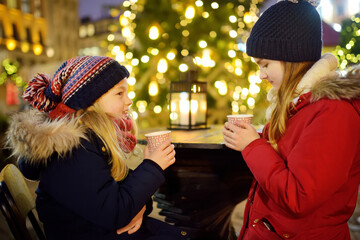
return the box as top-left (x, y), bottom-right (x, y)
top-left (144, 131), bottom-right (175, 170)
top-left (223, 115), bottom-right (260, 151)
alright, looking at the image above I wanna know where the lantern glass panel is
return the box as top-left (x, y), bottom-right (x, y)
top-left (169, 80), bottom-right (208, 130)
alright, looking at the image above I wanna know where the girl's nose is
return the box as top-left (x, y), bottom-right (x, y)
top-left (259, 70), bottom-right (267, 80)
top-left (127, 96), bottom-right (133, 107)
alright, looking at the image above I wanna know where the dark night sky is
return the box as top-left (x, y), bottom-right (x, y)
top-left (78, 0), bottom-right (123, 20)
top-left (78, 0), bottom-right (278, 21)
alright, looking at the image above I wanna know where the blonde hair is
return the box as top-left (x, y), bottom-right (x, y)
top-left (268, 61), bottom-right (315, 151)
top-left (77, 103), bottom-right (137, 181)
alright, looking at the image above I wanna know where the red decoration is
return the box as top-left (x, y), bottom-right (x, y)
top-left (6, 83), bottom-right (19, 105)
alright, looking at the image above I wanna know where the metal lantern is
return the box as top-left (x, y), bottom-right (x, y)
top-left (169, 70), bottom-right (208, 130)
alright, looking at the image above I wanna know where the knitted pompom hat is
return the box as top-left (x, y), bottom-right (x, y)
top-left (246, 0), bottom-right (322, 62)
top-left (23, 56), bottom-right (129, 119)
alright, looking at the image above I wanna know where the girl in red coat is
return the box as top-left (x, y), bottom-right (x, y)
top-left (223, 0), bottom-right (360, 239)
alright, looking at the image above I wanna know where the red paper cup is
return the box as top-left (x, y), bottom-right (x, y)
top-left (227, 114), bottom-right (253, 126)
top-left (145, 130), bottom-right (171, 152)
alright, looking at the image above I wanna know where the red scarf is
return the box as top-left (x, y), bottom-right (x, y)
top-left (113, 117), bottom-right (137, 153)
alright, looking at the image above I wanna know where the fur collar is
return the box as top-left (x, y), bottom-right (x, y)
top-left (6, 109), bottom-right (87, 165)
top-left (266, 53), bottom-right (360, 120)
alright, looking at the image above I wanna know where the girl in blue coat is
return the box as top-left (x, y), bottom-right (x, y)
top-left (6, 56), bottom-right (187, 240)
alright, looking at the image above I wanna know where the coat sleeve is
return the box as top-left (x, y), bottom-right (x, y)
top-left (241, 100), bottom-right (360, 217)
top-left (41, 140), bottom-right (165, 230)
top-left (126, 168), bottom-right (154, 216)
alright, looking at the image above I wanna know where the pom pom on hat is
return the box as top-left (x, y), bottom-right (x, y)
top-left (23, 73), bottom-right (58, 112)
top-left (23, 56), bottom-right (130, 119)
top-left (277, 0), bottom-right (321, 8)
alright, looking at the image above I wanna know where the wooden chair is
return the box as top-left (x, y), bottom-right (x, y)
top-left (0, 164), bottom-right (46, 240)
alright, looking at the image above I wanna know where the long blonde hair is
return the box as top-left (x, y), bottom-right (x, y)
top-left (77, 103), bottom-right (137, 181)
top-left (268, 61), bottom-right (315, 151)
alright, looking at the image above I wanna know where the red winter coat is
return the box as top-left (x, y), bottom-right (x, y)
top-left (239, 74), bottom-right (360, 239)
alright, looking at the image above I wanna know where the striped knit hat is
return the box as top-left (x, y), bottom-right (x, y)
top-left (246, 0), bottom-right (322, 62)
top-left (23, 56), bottom-right (129, 119)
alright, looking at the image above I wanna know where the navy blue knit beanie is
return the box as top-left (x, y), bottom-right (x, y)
top-left (246, 0), bottom-right (322, 62)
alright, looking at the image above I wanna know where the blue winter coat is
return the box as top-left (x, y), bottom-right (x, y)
top-left (8, 110), bottom-right (185, 240)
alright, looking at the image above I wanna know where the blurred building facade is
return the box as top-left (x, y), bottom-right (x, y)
top-left (0, 0), bottom-right (79, 114)
top-left (319, 0), bottom-right (360, 24)
top-left (78, 4), bottom-right (124, 58)
top-left (79, 16), bottom-right (122, 57)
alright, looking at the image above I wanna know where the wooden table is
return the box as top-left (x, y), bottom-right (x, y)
top-left (138, 125), bottom-right (254, 240)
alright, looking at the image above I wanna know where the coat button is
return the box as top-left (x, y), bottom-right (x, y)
top-left (181, 231), bottom-right (187, 236)
top-left (283, 233), bottom-right (290, 238)
top-left (253, 219), bottom-right (259, 223)
top-left (101, 146), bottom-right (106, 152)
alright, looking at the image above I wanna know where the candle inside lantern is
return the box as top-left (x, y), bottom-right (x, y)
top-left (199, 98), bottom-right (207, 123)
top-left (179, 92), bottom-right (190, 125)
top-left (190, 99), bottom-right (198, 125)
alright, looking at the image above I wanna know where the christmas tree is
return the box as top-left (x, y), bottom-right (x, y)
top-left (107, 0), bottom-right (268, 129)
top-left (334, 14), bottom-right (360, 69)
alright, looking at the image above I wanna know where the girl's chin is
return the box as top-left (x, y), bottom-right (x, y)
top-left (121, 113), bottom-right (130, 119)
top-left (108, 113), bottom-right (125, 119)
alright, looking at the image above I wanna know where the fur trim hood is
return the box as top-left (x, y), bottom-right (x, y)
top-left (266, 53), bottom-right (360, 120)
top-left (6, 109), bottom-right (87, 165)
